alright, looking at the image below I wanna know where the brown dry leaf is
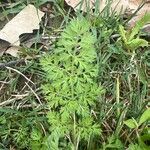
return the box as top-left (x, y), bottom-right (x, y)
top-left (65, 0), bottom-right (150, 27)
top-left (128, 0), bottom-right (150, 27)
top-left (0, 39), bottom-right (10, 56)
top-left (0, 4), bottom-right (44, 57)
top-left (65, 0), bottom-right (129, 14)
top-left (6, 46), bottom-right (21, 57)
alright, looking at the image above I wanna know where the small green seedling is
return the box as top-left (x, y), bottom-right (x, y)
top-left (124, 108), bottom-right (150, 129)
top-left (124, 108), bottom-right (150, 149)
top-left (119, 13), bottom-right (150, 53)
top-left (40, 16), bottom-right (104, 149)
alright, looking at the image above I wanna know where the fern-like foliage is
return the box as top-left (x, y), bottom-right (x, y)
top-left (40, 17), bottom-right (103, 149)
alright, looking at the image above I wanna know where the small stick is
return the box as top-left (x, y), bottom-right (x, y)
top-left (25, 82), bottom-right (42, 105)
top-left (0, 94), bottom-right (28, 107)
top-left (6, 66), bottom-right (35, 85)
top-left (0, 59), bottom-right (25, 69)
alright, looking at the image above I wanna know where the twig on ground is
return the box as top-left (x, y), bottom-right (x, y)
top-left (25, 82), bottom-right (42, 105)
top-left (0, 93), bottom-right (28, 107)
top-left (6, 66), bottom-right (35, 85)
top-left (0, 59), bottom-right (25, 69)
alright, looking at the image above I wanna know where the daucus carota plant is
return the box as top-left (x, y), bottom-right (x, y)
top-left (40, 17), bottom-right (104, 149)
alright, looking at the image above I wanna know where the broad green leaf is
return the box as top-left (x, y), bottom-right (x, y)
top-left (105, 135), bottom-right (124, 149)
top-left (139, 109), bottom-right (150, 126)
top-left (129, 13), bottom-right (150, 41)
top-left (127, 38), bottom-right (148, 51)
top-left (119, 25), bottom-right (127, 44)
top-left (124, 118), bottom-right (137, 129)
